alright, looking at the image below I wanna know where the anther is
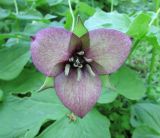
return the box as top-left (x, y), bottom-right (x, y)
top-left (76, 59), bottom-right (80, 64)
top-left (77, 68), bottom-right (82, 81)
top-left (65, 64), bottom-right (70, 76)
top-left (69, 57), bottom-right (74, 62)
top-left (77, 51), bottom-right (84, 55)
top-left (84, 57), bottom-right (93, 63)
top-left (73, 63), bottom-right (78, 67)
top-left (78, 64), bottom-right (83, 68)
top-left (86, 64), bottom-right (95, 76)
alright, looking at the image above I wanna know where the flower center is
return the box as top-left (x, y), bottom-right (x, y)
top-left (69, 51), bottom-right (86, 68)
top-left (64, 51), bottom-right (95, 81)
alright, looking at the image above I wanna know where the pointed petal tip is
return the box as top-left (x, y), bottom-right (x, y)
top-left (55, 70), bottom-right (101, 118)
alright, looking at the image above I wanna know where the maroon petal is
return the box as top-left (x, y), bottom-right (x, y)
top-left (31, 27), bottom-right (80, 76)
top-left (55, 70), bottom-right (101, 117)
top-left (81, 29), bottom-right (131, 74)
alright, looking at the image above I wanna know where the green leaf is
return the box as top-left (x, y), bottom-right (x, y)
top-left (0, 89), bottom-right (3, 102)
top-left (131, 103), bottom-right (160, 136)
top-left (77, 2), bottom-right (95, 16)
top-left (64, 10), bottom-right (73, 30)
top-left (132, 126), bottom-right (160, 138)
top-left (110, 66), bottom-right (146, 100)
top-left (127, 13), bottom-right (151, 38)
top-left (5, 38), bottom-right (29, 47)
top-left (44, 14), bottom-right (57, 20)
top-left (47, 0), bottom-right (63, 6)
top-left (98, 87), bottom-right (118, 104)
top-left (73, 16), bottom-right (88, 37)
top-left (0, 88), bottom-right (68, 138)
top-left (24, 21), bottom-right (63, 36)
top-left (147, 26), bottom-right (160, 51)
top-left (0, 69), bottom-right (45, 93)
top-left (0, 8), bottom-right (10, 19)
top-left (84, 9), bottom-right (131, 32)
top-left (14, 9), bottom-right (43, 20)
top-left (24, 22), bottom-right (49, 36)
top-left (98, 75), bottom-right (118, 104)
top-left (0, 46), bottom-right (30, 80)
top-left (37, 109), bottom-right (111, 138)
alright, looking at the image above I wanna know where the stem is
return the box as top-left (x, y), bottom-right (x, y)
top-left (149, 7), bottom-right (160, 26)
top-left (111, 0), bottom-right (113, 12)
top-left (13, 0), bottom-right (19, 15)
top-left (68, 0), bottom-right (75, 32)
top-left (147, 46), bottom-right (156, 93)
top-left (147, 2), bottom-right (159, 94)
top-left (128, 35), bottom-right (145, 60)
top-left (156, 0), bottom-right (160, 26)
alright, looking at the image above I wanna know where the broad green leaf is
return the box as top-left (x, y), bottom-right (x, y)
top-left (37, 109), bottom-right (111, 138)
top-left (14, 9), bottom-right (43, 20)
top-left (0, 33), bottom-right (30, 40)
top-left (149, 26), bottom-right (160, 45)
top-left (73, 16), bottom-right (88, 37)
top-left (64, 10), bottom-right (72, 30)
top-left (24, 22), bottom-right (49, 36)
top-left (98, 75), bottom-right (118, 104)
top-left (75, 2), bottom-right (96, 20)
top-left (110, 66), bottom-right (146, 100)
top-left (131, 103), bottom-right (160, 136)
top-left (98, 87), bottom-right (117, 104)
top-left (0, 89), bottom-right (3, 102)
top-left (0, 0), bottom-right (13, 5)
top-left (0, 88), bottom-right (68, 138)
top-left (147, 26), bottom-right (160, 51)
top-left (127, 13), bottom-right (151, 38)
top-left (24, 21), bottom-right (63, 36)
top-left (0, 46), bottom-right (30, 80)
top-left (132, 126), bottom-right (160, 138)
top-left (84, 9), bottom-right (131, 32)
top-left (5, 38), bottom-right (29, 47)
top-left (0, 8), bottom-right (10, 19)
top-left (0, 69), bottom-right (45, 93)
top-left (44, 14), bottom-right (57, 20)
top-left (47, 0), bottom-right (63, 6)
top-left (77, 2), bottom-right (95, 16)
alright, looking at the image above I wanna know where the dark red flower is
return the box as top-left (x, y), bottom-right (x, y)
top-left (31, 27), bottom-right (131, 117)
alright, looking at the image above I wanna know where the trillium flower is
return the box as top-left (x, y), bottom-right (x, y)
top-left (31, 27), bottom-right (131, 117)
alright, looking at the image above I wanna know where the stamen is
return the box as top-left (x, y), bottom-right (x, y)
top-left (84, 57), bottom-right (93, 63)
top-left (78, 64), bottom-right (83, 68)
top-left (69, 57), bottom-right (74, 62)
top-left (76, 59), bottom-right (80, 64)
top-left (77, 68), bottom-right (82, 81)
top-left (73, 63), bottom-right (78, 67)
top-left (77, 51), bottom-right (84, 55)
top-left (86, 64), bottom-right (95, 76)
top-left (64, 64), bottom-right (70, 76)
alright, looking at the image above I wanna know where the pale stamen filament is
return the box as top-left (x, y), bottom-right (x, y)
top-left (65, 64), bottom-right (70, 76)
top-left (84, 57), bottom-right (93, 63)
top-left (77, 68), bottom-right (82, 81)
top-left (86, 64), bottom-right (95, 76)
top-left (69, 57), bottom-right (74, 62)
top-left (77, 51), bottom-right (84, 55)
